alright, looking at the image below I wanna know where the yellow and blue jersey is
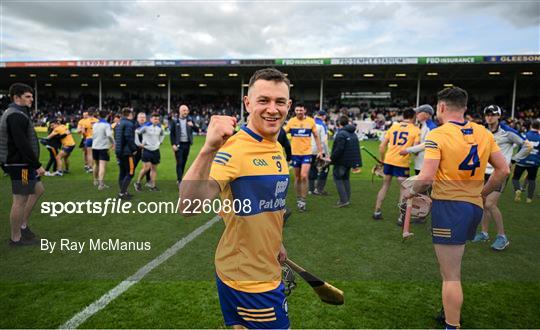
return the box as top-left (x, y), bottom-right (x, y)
top-left (424, 121), bottom-right (500, 208)
top-left (284, 116), bottom-right (317, 156)
top-left (209, 125), bottom-right (289, 293)
top-left (383, 122), bottom-right (420, 167)
top-left (52, 124), bottom-right (75, 147)
top-left (82, 117), bottom-right (98, 139)
top-left (77, 118), bottom-right (87, 132)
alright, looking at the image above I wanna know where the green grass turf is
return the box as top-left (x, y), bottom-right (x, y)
top-left (1, 134), bottom-right (539, 328)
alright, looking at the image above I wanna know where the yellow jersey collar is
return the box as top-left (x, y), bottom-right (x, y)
top-left (241, 125), bottom-right (263, 142)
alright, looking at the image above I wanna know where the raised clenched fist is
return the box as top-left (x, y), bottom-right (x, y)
top-left (203, 115), bottom-right (237, 152)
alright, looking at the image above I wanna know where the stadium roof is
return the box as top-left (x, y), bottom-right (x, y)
top-left (1, 54), bottom-right (539, 68)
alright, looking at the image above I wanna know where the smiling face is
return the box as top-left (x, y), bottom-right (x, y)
top-left (244, 79), bottom-right (291, 141)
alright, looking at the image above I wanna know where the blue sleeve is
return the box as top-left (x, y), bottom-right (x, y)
top-left (426, 119), bottom-right (438, 130)
top-left (501, 123), bottom-right (524, 141)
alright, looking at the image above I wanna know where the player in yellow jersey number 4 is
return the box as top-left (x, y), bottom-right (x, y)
top-left (403, 87), bottom-right (509, 329)
top-left (179, 68), bottom-right (292, 329)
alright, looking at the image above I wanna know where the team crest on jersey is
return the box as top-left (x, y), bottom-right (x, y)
top-left (253, 158), bottom-right (269, 166)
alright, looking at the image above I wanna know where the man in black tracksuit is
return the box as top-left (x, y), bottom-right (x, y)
top-left (169, 104), bottom-right (194, 184)
top-left (115, 108), bottom-right (138, 199)
top-left (330, 115), bottom-right (362, 207)
top-left (0, 83), bottom-right (45, 246)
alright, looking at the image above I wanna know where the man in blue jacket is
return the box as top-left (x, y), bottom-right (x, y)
top-left (115, 108), bottom-right (137, 199)
top-left (513, 119), bottom-right (540, 204)
top-left (330, 116), bottom-right (362, 207)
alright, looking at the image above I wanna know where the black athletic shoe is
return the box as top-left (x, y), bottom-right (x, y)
top-left (134, 182), bottom-right (142, 192)
top-left (372, 211), bottom-right (383, 220)
top-left (21, 227), bottom-right (36, 240)
top-left (9, 238), bottom-right (38, 247)
top-left (118, 192), bottom-right (132, 200)
top-left (335, 201), bottom-right (350, 208)
top-left (149, 186), bottom-right (160, 192)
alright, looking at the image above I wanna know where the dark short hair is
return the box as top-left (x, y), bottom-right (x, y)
top-left (248, 68), bottom-right (290, 89)
top-left (437, 87), bottom-right (468, 109)
top-left (9, 83), bottom-right (33, 100)
top-left (98, 110), bottom-right (108, 119)
top-left (294, 103), bottom-right (305, 109)
top-left (87, 107), bottom-right (96, 116)
top-left (403, 108), bottom-right (416, 119)
top-left (121, 107), bottom-right (132, 117)
top-left (151, 112), bottom-right (160, 118)
top-left (338, 115), bottom-right (349, 127)
top-left (532, 119), bottom-right (540, 130)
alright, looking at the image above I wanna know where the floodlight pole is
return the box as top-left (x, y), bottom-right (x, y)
top-left (240, 78), bottom-right (245, 125)
top-left (167, 76), bottom-right (171, 113)
top-left (34, 78), bottom-right (38, 113)
top-left (416, 76), bottom-right (421, 108)
top-left (319, 78), bottom-right (324, 111)
top-left (98, 77), bottom-right (102, 111)
top-left (511, 73), bottom-right (517, 119)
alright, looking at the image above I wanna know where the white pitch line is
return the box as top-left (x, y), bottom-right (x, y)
top-left (59, 215), bottom-right (220, 329)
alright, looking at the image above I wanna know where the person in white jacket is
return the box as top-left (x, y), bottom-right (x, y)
top-left (309, 110), bottom-right (330, 195)
top-left (134, 113), bottom-right (165, 191)
top-left (91, 110), bottom-right (114, 190)
top-left (472, 105), bottom-right (531, 251)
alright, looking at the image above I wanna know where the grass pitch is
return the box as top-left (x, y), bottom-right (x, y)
top-left (1, 135), bottom-right (539, 328)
